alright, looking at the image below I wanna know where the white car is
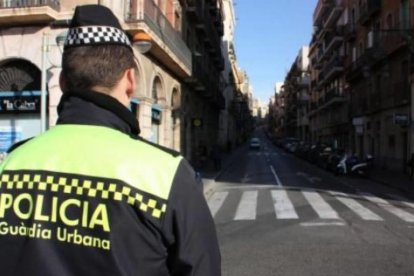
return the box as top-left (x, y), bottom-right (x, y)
top-left (249, 138), bottom-right (261, 150)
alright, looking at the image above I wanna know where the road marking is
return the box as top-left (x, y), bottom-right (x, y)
top-left (309, 177), bottom-right (321, 183)
top-left (218, 184), bottom-right (279, 190)
top-left (362, 192), bottom-right (414, 223)
top-left (234, 191), bottom-right (258, 220)
top-left (207, 191), bottom-right (228, 217)
top-left (330, 191), bottom-right (383, 221)
top-left (300, 222), bottom-right (345, 227)
top-left (297, 172), bottom-right (308, 177)
top-left (271, 190), bottom-right (298, 219)
top-left (270, 165), bottom-right (282, 187)
top-left (302, 190), bottom-right (340, 219)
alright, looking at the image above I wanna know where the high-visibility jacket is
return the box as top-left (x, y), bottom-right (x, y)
top-left (0, 90), bottom-right (221, 276)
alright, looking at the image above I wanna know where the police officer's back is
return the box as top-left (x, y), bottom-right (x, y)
top-left (0, 5), bottom-right (221, 275)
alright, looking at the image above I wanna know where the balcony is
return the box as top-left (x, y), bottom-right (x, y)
top-left (298, 91), bottom-right (310, 102)
top-left (376, 29), bottom-right (411, 56)
top-left (189, 53), bottom-right (209, 92)
top-left (321, 56), bottom-right (344, 82)
top-left (323, 0), bottom-right (343, 29)
top-left (346, 47), bottom-right (384, 82)
top-left (319, 89), bottom-right (346, 110)
top-left (203, 8), bottom-right (222, 57)
top-left (186, 0), bottom-right (204, 22)
top-left (343, 22), bottom-right (356, 41)
top-left (297, 75), bottom-right (310, 87)
top-left (0, 0), bottom-right (60, 26)
top-left (314, 47), bottom-right (325, 69)
top-left (359, 0), bottom-right (381, 26)
top-left (319, 28), bottom-right (344, 60)
top-left (313, 0), bottom-right (332, 27)
top-left (124, 0), bottom-right (192, 79)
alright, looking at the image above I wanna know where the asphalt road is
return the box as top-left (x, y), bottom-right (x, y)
top-left (207, 133), bottom-right (414, 276)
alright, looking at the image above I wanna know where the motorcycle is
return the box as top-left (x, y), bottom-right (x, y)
top-left (335, 153), bottom-right (374, 176)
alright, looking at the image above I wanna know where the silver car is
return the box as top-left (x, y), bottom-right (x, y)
top-left (249, 138), bottom-right (261, 150)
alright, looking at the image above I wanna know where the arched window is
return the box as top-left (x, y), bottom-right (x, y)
top-left (152, 76), bottom-right (162, 103)
top-left (0, 59), bottom-right (40, 91)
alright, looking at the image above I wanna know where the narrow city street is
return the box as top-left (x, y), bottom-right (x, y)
top-left (206, 132), bottom-right (414, 276)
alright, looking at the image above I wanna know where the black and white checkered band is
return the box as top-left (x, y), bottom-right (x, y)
top-left (64, 26), bottom-right (131, 48)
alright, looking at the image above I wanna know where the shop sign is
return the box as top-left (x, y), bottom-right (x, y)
top-left (352, 117), bottom-right (364, 126)
top-left (0, 91), bottom-right (41, 113)
top-left (394, 113), bottom-right (409, 126)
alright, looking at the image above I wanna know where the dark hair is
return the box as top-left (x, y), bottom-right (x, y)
top-left (61, 45), bottom-right (137, 92)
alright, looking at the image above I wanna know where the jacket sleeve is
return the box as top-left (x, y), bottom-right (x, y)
top-left (162, 158), bottom-right (221, 276)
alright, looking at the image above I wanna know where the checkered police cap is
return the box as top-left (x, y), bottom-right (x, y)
top-left (64, 5), bottom-right (132, 50)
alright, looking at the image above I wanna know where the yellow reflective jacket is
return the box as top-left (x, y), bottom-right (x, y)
top-left (0, 90), bottom-right (221, 276)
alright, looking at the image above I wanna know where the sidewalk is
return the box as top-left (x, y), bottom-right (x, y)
top-left (199, 145), bottom-right (246, 198)
top-left (368, 167), bottom-right (414, 196)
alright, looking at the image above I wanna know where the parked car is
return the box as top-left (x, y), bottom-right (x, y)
top-left (249, 138), bottom-right (261, 150)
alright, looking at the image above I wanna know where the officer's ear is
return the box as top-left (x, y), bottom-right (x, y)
top-left (125, 68), bottom-right (136, 99)
top-left (59, 71), bottom-right (67, 92)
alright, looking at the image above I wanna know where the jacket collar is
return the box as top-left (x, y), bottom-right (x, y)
top-left (57, 89), bottom-right (140, 137)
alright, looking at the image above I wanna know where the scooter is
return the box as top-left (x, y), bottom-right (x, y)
top-left (336, 154), bottom-right (374, 176)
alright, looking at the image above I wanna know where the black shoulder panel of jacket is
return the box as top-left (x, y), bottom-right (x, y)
top-left (136, 136), bottom-right (181, 157)
top-left (162, 158), bottom-right (222, 276)
top-left (7, 137), bottom-right (34, 153)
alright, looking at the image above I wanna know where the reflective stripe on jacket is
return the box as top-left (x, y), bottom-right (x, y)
top-left (0, 91), bottom-right (221, 276)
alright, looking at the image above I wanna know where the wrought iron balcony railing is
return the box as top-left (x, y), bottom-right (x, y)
top-left (125, 0), bottom-right (191, 73)
top-left (0, 0), bottom-right (59, 10)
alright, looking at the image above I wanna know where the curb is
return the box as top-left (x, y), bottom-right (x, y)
top-left (367, 174), bottom-right (414, 197)
top-left (202, 147), bottom-right (246, 198)
top-left (202, 178), bottom-right (219, 199)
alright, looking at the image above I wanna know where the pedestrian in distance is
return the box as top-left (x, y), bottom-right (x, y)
top-left (0, 5), bottom-right (220, 276)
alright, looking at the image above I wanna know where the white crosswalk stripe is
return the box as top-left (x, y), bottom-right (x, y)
top-left (207, 191), bottom-right (228, 217)
top-left (302, 190), bottom-right (340, 219)
top-left (234, 191), bottom-right (258, 220)
top-left (207, 189), bottom-right (414, 224)
top-left (329, 191), bottom-right (383, 221)
top-left (271, 190), bottom-right (298, 219)
top-left (361, 192), bottom-right (414, 223)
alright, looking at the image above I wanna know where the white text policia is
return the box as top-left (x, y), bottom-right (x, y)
top-left (0, 193), bottom-right (110, 232)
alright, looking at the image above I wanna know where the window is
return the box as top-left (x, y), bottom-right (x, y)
top-left (400, 0), bottom-right (410, 29)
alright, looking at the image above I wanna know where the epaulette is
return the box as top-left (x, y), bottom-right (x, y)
top-left (136, 137), bottom-right (181, 157)
top-left (7, 137), bottom-right (34, 153)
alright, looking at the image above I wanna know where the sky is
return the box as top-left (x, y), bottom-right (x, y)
top-left (234, 0), bottom-right (318, 103)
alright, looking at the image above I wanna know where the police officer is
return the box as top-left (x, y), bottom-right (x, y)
top-left (0, 5), bottom-right (221, 275)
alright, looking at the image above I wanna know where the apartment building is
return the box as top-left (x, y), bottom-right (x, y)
top-left (281, 46), bottom-right (311, 140)
top-left (307, 0), bottom-right (413, 172)
top-left (0, 0), bottom-right (228, 163)
top-left (309, 0), bottom-right (348, 149)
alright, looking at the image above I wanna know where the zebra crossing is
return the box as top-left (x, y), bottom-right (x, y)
top-left (207, 187), bottom-right (414, 224)
top-left (248, 152), bottom-right (280, 157)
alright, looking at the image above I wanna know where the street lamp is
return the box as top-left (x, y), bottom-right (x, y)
top-left (132, 31), bottom-right (152, 54)
top-left (40, 31), bottom-right (66, 133)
